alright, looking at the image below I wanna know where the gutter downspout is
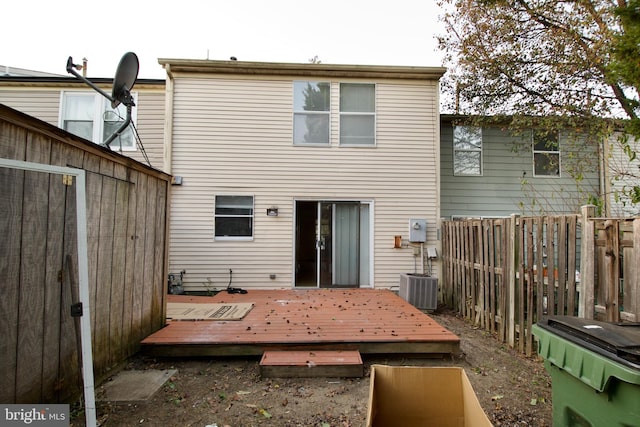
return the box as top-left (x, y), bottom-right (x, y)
top-left (600, 133), bottom-right (610, 216)
top-left (163, 64), bottom-right (174, 175)
top-left (435, 78), bottom-right (442, 282)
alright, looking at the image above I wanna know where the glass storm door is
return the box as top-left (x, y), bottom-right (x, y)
top-left (295, 201), bottom-right (369, 287)
top-left (320, 202), bottom-right (370, 287)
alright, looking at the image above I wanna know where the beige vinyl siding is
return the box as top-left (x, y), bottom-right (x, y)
top-left (0, 89), bottom-right (60, 125)
top-left (169, 75), bottom-right (440, 290)
top-left (127, 91), bottom-right (165, 170)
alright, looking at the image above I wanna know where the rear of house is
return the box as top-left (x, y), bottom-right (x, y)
top-left (162, 59), bottom-right (444, 291)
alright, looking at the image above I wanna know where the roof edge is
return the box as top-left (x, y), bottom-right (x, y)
top-left (0, 76), bottom-right (165, 88)
top-left (158, 59), bottom-right (447, 80)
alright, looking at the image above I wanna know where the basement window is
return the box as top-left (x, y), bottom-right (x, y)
top-left (214, 195), bottom-right (254, 239)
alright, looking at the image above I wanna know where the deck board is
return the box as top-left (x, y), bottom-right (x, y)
top-left (141, 289), bottom-right (459, 357)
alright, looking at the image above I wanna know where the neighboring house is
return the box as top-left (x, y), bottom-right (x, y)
top-left (160, 59), bottom-right (445, 291)
top-left (0, 73), bottom-right (166, 171)
top-left (440, 115), bottom-right (601, 218)
top-left (603, 133), bottom-right (640, 217)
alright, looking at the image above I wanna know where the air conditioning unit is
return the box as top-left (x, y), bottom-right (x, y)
top-left (399, 274), bottom-right (438, 310)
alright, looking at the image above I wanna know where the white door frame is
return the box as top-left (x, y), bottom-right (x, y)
top-left (0, 158), bottom-right (96, 427)
top-left (292, 198), bottom-right (374, 288)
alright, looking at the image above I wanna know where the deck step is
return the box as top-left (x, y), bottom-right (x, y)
top-left (259, 350), bottom-right (363, 378)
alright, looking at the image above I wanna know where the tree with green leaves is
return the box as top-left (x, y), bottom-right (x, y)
top-left (438, 0), bottom-right (640, 213)
top-left (610, 0), bottom-right (640, 132)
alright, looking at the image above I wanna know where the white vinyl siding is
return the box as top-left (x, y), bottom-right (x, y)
top-left (168, 75), bottom-right (440, 291)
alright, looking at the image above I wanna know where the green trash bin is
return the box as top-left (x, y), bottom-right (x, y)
top-left (532, 316), bottom-right (640, 427)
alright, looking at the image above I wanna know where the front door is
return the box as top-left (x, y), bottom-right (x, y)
top-left (295, 200), bottom-right (370, 287)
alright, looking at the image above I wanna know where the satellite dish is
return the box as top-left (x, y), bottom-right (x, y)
top-left (111, 52), bottom-right (139, 109)
top-left (65, 52), bottom-right (141, 149)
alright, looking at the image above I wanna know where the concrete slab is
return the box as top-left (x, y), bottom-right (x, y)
top-left (97, 369), bottom-right (177, 402)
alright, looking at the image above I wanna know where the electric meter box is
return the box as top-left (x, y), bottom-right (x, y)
top-left (408, 219), bottom-right (427, 243)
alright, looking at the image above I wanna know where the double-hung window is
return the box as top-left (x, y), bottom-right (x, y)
top-left (60, 92), bottom-right (137, 151)
top-left (293, 81), bottom-right (330, 145)
top-left (214, 195), bottom-right (254, 239)
top-left (340, 83), bottom-right (375, 146)
top-left (533, 130), bottom-right (560, 176)
top-left (453, 126), bottom-right (482, 175)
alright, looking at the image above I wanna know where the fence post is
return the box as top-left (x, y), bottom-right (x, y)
top-left (579, 205), bottom-right (596, 319)
top-left (604, 220), bottom-right (620, 322)
top-left (631, 219), bottom-right (640, 321)
top-left (508, 214), bottom-right (519, 348)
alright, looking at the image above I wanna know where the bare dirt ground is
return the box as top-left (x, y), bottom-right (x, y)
top-left (76, 308), bottom-right (552, 427)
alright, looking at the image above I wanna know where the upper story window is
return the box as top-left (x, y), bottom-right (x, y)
top-left (340, 83), bottom-right (375, 146)
top-left (453, 126), bottom-right (482, 176)
top-left (533, 130), bottom-right (560, 176)
top-left (293, 81), bottom-right (330, 145)
top-left (214, 195), bottom-right (254, 239)
top-left (60, 92), bottom-right (137, 151)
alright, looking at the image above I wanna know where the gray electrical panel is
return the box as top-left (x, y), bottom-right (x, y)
top-left (408, 218), bottom-right (427, 242)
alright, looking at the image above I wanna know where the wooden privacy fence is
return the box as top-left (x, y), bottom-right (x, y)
top-left (441, 206), bottom-right (640, 356)
top-left (584, 214), bottom-right (640, 323)
top-left (0, 104), bottom-right (171, 404)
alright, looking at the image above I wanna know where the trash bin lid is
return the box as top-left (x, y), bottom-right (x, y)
top-left (537, 316), bottom-right (640, 369)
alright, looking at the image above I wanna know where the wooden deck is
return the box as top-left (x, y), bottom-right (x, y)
top-left (141, 289), bottom-right (460, 357)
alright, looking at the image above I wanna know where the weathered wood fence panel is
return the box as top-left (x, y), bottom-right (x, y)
top-left (588, 217), bottom-right (640, 322)
top-left (441, 218), bottom-right (510, 344)
top-left (442, 208), bottom-right (640, 356)
top-left (0, 104), bottom-right (171, 404)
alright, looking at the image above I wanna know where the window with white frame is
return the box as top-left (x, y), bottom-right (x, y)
top-left (293, 81), bottom-right (330, 145)
top-left (60, 92), bottom-right (137, 151)
top-left (214, 195), bottom-right (254, 239)
top-left (533, 130), bottom-right (560, 176)
top-left (453, 126), bottom-right (482, 175)
top-left (340, 83), bottom-right (375, 146)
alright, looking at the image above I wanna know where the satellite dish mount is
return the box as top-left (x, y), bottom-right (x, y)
top-left (66, 52), bottom-right (139, 148)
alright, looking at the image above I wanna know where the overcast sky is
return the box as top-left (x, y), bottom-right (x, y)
top-left (3, 0), bottom-right (446, 79)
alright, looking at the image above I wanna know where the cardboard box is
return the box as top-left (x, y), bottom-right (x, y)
top-left (366, 365), bottom-right (492, 427)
